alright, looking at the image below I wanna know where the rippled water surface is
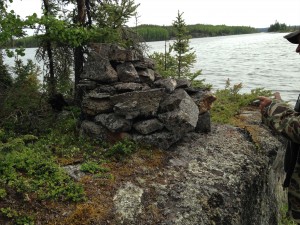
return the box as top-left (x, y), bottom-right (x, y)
top-left (4, 33), bottom-right (300, 105)
top-left (147, 32), bottom-right (300, 105)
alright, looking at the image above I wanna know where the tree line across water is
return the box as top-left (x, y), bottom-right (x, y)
top-left (12, 21), bottom-right (299, 48)
top-left (11, 23), bottom-right (258, 48)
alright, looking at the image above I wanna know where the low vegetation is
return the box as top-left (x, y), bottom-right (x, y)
top-left (210, 79), bottom-right (272, 124)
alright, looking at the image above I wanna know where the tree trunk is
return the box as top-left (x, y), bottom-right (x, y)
top-left (43, 0), bottom-right (56, 97)
top-left (74, 0), bottom-right (86, 103)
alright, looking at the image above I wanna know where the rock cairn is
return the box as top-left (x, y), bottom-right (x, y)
top-left (78, 43), bottom-right (216, 149)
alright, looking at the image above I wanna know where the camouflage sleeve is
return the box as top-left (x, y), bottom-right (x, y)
top-left (262, 100), bottom-right (300, 144)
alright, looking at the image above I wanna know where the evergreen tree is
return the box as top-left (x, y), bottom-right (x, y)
top-left (150, 11), bottom-right (205, 87)
top-left (171, 11), bottom-right (202, 82)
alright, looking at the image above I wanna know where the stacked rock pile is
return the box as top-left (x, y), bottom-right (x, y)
top-left (78, 43), bottom-right (216, 149)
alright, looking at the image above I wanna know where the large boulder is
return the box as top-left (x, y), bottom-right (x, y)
top-left (158, 89), bottom-right (199, 134)
top-left (112, 109), bottom-right (287, 224)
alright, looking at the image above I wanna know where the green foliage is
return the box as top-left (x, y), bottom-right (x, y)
top-left (149, 49), bottom-right (177, 78)
top-left (0, 136), bottom-right (85, 201)
top-left (0, 207), bottom-right (34, 225)
top-left (135, 23), bottom-right (257, 42)
top-left (12, 35), bottom-right (39, 48)
top-left (279, 204), bottom-right (297, 225)
top-left (80, 161), bottom-right (110, 174)
top-left (0, 59), bottom-right (45, 133)
top-left (210, 79), bottom-right (272, 124)
top-left (268, 20), bottom-right (291, 32)
top-left (106, 139), bottom-right (137, 160)
top-left (0, 51), bottom-right (12, 88)
top-left (136, 25), bottom-right (169, 42)
top-left (0, 188), bottom-right (7, 199)
top-left (150, 11), bottom-right (202, 83)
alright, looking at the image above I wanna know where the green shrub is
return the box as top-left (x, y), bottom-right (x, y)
top-left (211, 79), bottom-right (272, 124)
top-left (0, 188), bottom-right (7, 199)
top-left (0, 207), bottom-right (34, 225)
top-left (0, 59), bottom-right (48, 134)
top-left (80, 161), bottom-right (110, 174)
top-left (0, 135), bottom-right (85, 202)
top-left (279, 204), bottom-right (297, 225)
top-left (105, 139), bottom-right (137, 160)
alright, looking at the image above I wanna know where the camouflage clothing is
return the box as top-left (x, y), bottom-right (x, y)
top-left (262, 100), bottom-right (300, 223)
top-left (262, 100), bottom-right (300, 144)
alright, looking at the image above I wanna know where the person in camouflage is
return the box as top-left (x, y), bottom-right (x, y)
top-left (259, 30), bottom-right (300, 224)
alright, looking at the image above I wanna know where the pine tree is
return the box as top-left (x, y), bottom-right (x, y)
top-left (171, 11), bottom-right (202, 82)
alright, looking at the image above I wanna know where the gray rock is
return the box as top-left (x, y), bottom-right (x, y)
top-left (109, 45), bottom-right (142, 62)
top-left (89, 43), bottom-right (143, 62)
top-left (82, 97), bottom-right (112, 116)
top-left (76, 80), bottom-right (98, 101)
top-left (158, 90), bottom-right (199, 134)
top-left (113, 110), bottom-right (286, 224)
top-left (93, 84), bottom-right (116, 95)
top-left (95, 113), bottom-right (132, 132)
top-left (189, 89), bottom-right (216, 114)
top-left (132, 58), bottom-right (155, 70)
top-left (77, 79), bottom-right (97, 90)
top-left (195, 111), bottom-right (211, 133)
top-left (81, 53), bottom-right (118, 83)
top-left (63, 165), bottom-right (85, 181)
top-left (154, 77), bottom-right (177, 93)
top-left (87, 91), bottom-right (111, 99)
top-left (132, 131), bottom-right (182, 149)
top-left (114, 82), bottom-right (147, 92)
top-left (175, 78), bottom-right (191, 88)
top-left (133, 118), bottom-right (164, 134)
top-left (79, 120), bottom-right (108, 140)
top-left (111, 89), bottom-right (165, 119)
top-left (159, 89), bottom-right (190, 113)
top-left (116, 62), bottom-right (140, 82)
top-left (113, 182), bottom-right (144, 224)
top-left (137, 68), bottom-right (155, 83)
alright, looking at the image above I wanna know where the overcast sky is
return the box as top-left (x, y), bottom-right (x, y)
top-left (8, 0), bottom-right (300, 29)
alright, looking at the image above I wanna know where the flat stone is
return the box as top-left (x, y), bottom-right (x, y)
top-left (133, 118), bottom-right (164, 134)
top-left (95, 113), bottom-right (132, 132)
top-left (79, 120), bottom-right (108, 140)
top-left (111, 89), bottom-right (165, 119)
top-left (82, 97), bottom-right (113, 116)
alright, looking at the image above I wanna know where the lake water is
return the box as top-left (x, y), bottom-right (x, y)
top-left (147, 32), bottom-right (300, 106)
top-left (4, 32), bottom-right (300, 105)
